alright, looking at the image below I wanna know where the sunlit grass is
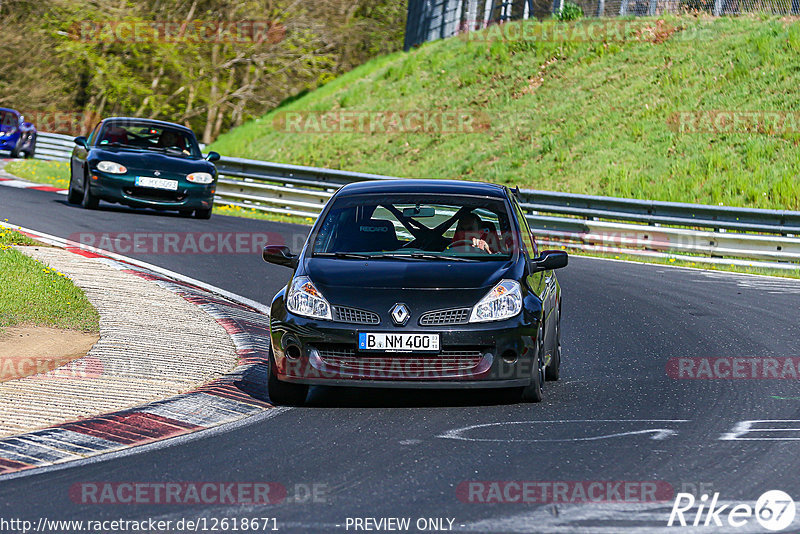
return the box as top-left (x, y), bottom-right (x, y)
top-left (210, 15), bottom-right (800, 210)
top-left (0, 227), bottom-right (99, 332)
top-left (4, 159), bottom-right (70, 188)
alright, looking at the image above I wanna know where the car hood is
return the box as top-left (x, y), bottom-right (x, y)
top-left (302, 257), bottom-right (522, 312)
top-left (89, 148), bottom-right (215, 175)
top-left (305, 257), bottom-right (516, 290)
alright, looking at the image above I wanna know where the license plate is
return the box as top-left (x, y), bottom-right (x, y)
top-left (135, 176), bottom-right (178, 190)
top-left (358, 333), bottom-right (440, 352)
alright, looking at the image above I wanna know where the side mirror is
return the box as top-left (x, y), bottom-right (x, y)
top-left (529, 250), bottom-right (568, 272)
top-left (74, 136), bottom-right (88, 149)
top-left (263, 245), bottom-right (298, 269)
top-left (21, 122), bottom-right (33, 129)
top-left (206, 151), bottom-right (221, 162)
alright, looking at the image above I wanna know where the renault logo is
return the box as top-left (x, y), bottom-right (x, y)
top-left (390, 303), bottom-right (410, 326)
top-left (153, 170), bottom-right (161, 176)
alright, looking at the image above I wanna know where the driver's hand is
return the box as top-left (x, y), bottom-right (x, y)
top-left (472, 237), bottom-right (492, 253)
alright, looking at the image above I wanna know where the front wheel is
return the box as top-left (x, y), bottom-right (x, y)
top-left (518, 322), bottom-right (545, 403)
top-left (193, 207), bottom-right (212, 219)
top-left (268, 346), bottom-right (308, 406)
top-left (545, 309), bottom-right (561, 381)
top-left (67, 173), bottom-right (81, 204)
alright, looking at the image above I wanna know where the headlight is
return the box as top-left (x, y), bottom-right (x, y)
top-left (96, 161), bottom-right (127, 174)
top-left (469, 280), bottom-right (523, 323)
top-left (286, 276), bottom-right (332, 320)
top-left (186, 172), bottom-right (214, 184)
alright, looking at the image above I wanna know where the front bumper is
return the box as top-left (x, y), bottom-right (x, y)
top-left (89, 171), bottom-right (214, 210)
top-left (270, 308), bottom-right (540, 389)
top-left (0, 137), bottom-right (19, 150)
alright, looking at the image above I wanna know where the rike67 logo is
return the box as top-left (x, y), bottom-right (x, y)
top-left (668, 490), bottom-right (796, 531)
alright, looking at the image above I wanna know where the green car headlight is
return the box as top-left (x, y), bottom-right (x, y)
top-left (96, 161), bottom-right (127, 174)
top-left (186, 172), bottom-right (214, 184)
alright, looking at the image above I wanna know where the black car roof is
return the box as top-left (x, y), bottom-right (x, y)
top-left (102, 117), bottom-right (195, 135)
top-left (337, 179), bottom-right (508, 198)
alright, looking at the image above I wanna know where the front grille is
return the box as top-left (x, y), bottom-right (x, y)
top-left (333, 306), bottom-right (380, 325)
top-left (123, 187), bottom-right (185, 202)
top-left (312, 344), bottom-right (486, 377)
top-left (419, 307), bottom-right (471, 326)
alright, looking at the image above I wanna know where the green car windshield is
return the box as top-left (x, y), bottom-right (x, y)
top-left (97, 122), bottom-right (202, 158)
top-left (312, 194), bottom-right (516, 260)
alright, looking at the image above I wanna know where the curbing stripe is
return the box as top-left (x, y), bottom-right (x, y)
top-left (16, 430), bottom-right (120, 455)
top-left (0, 458), bottom-right (33, 474)
top-left (0, 440), bottom-right (78, 464)
top-left (142, 393), bottom-right (263, 426)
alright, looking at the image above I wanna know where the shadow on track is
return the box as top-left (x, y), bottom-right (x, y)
top-left (305, 385), bottom-right (520, 408)
top-left (56, 198), bottom-right (204, 219)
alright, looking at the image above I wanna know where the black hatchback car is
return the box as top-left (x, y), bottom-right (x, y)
top-left (263, 179), bottom-right (567, 405)
top-left (68, 117), bottom-right (220, 219)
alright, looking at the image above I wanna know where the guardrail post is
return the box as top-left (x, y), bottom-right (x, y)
top-left (596, 0), bottom-right (606, 16)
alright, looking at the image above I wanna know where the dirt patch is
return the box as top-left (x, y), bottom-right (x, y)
top-left (0, 326), bottom-right (99, 382)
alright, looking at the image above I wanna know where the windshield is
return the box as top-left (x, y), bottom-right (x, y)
top-left (97, 122), bottom-right (201, 158)
top-left (312, 193), bottom-right (516, 260)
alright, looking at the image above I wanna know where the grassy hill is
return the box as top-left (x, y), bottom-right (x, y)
top-left (210, 15), bottom-right (800, 210)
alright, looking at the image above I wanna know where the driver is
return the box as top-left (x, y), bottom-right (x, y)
top-left (451, 213), bottom-right (499, 253)
top-left (157, 130), bottom-right (188, 154)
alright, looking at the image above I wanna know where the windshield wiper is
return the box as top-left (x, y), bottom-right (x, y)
top-left (314, 252), bottom-right (377, 259)
top-left (399, 252), bottom-right (477, 262)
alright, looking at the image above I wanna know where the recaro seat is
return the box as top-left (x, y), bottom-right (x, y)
top-left (333, 219), bottom-right (402, 252)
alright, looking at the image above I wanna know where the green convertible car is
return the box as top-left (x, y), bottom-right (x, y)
top-left (68, 117), bottom-right (220, 219)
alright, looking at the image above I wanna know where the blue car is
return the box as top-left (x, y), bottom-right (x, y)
top-left (0, 108), bottom-right (36, 158)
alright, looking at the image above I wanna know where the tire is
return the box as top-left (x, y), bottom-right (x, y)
top-left (193, 207), bottom-right (212, 219)
top-left (267, 346), bottom-right (308, 406)
top-left (67, 173), bottom-right (82, 204)
top-left (25, 141), bottom-right (35, 159)
top-left (545, 308), bottom-right (561, 381)
top-left (519, 322), bottom-right (545, 403)
top-left (81, 173), bottom-right (98, 210)
top-left (9, 144), bottom-right (20, 158)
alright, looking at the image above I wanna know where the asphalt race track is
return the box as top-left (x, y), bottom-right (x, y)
top-left (2, 184), bottom-right (800, 533)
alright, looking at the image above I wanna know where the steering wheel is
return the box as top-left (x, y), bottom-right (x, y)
top-left (446, 239), bottom-right (489, 253)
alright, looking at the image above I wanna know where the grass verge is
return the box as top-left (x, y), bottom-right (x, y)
top-left (209, 15), bottom-right (800, 210)
top-left (4, 159), bottom-right (70, 188)
top-left (0, 227), bottom-right (99, 333)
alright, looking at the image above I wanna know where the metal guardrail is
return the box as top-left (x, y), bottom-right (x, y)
top-left (29, 131), bottom-right (800, 266)
top-left (34, 132), bottom-right (75, 162)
